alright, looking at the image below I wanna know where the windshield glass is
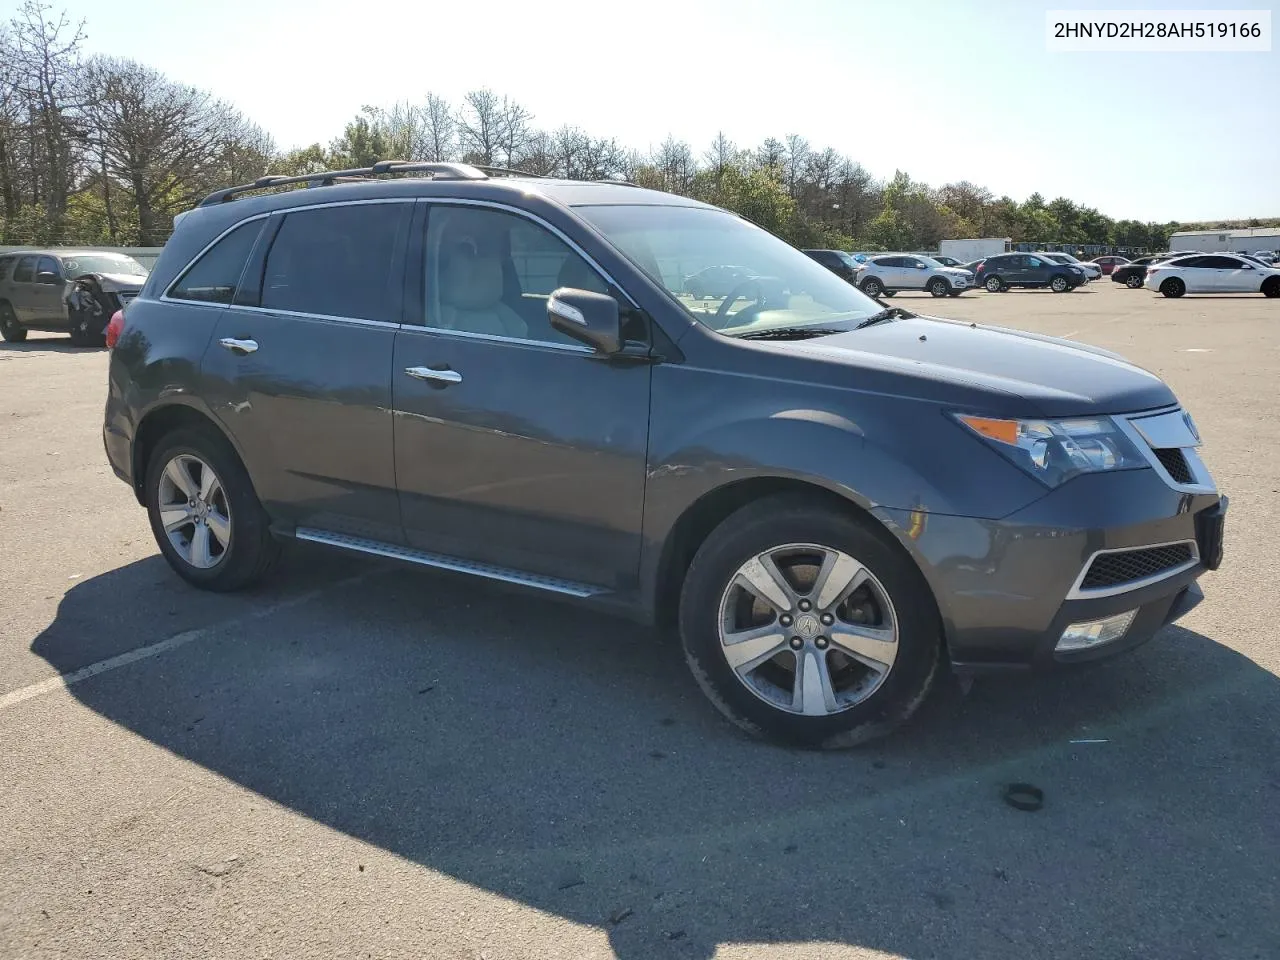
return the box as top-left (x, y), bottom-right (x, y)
top-left (575, 204), bottom-right (882, 335)
top-left (61, 254), bottom-right (147, 277)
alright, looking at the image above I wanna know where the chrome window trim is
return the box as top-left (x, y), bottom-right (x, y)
top-left (395, 321), bottom-right (591, 354)
top-left (1112, 409), bottom-right (1217, 494)
top-left (226, 304), bottom-right (403, 329)
top-left (1065, 538), bottom-right (1201, 601)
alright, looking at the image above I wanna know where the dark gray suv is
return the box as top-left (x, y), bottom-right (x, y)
top-left (102, 162), bottom-right (1228, 747)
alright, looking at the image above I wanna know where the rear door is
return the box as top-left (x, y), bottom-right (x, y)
top-left (199, 201), bottom-right (409, 543)
top-left (392, 200), bottom-right (652, 588)
top-left (9, 256), bottom-right (37, 322)
top-left (1002, 255), bottom-right (1032, 286)
top-left (874, 256), bottom-right (907, 288)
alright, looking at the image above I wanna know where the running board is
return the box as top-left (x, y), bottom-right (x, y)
top-left (294, 527), bottom-right (608, 599)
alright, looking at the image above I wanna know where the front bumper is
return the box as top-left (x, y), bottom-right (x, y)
top-left (875, 468), bottom-right (1226, 672)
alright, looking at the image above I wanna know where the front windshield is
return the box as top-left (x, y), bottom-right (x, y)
top-left (576, 204), bottom-right (882, 335)
top-left (61, 254), bottom-right (147, 277)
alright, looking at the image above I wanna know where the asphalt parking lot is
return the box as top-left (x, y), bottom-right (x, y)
top-left (1, 281), bottom-right (1277, 960)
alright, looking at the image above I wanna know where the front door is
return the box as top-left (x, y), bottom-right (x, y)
top-left (393, 202), bottom-right (652, 589)
top-left (9, 256), bottom-right (38, 323)
top-left (200, 201), bottom-right (411, 542)
top-left (1212, 256), bottom-right (1257, 292)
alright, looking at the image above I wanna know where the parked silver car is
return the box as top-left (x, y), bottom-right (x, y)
top-left (0, 249), bottom-right (148, 346)
top-left (855, 254), bottom-right (973, 298)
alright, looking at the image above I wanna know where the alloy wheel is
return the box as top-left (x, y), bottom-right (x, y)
top-left (157, 454), bottom-right (232, 569)
top-left (717, 544), bottom-right (899, 716)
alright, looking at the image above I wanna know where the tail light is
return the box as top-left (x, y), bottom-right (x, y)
top-left (105, 309), bottom-right (124, 349)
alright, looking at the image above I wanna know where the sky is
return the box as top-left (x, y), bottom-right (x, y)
top-left (27, 0), bottom-right (1280, 222)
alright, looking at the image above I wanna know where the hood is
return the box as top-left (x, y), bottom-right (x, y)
top-left (939, 267), bottom-right (972, 276)
top-left (788, 316), bottom-right (1175, 417)
top-left (83, 272), bottom-right (147, 293)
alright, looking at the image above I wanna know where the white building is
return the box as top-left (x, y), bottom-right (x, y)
top-left (1167, 227), bottom-right (1280, 254)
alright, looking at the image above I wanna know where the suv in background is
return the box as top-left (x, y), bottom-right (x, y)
top-left (0, 249), bottom-right (148, 345)
top-left (802, 249), bottom-right (859, 284)
top-left (976, 253), bottom-right (1085, 292)
top-left (855, 254), bottom-right (973, 298)
top-left (103, 161), bottom-right (1226, 748)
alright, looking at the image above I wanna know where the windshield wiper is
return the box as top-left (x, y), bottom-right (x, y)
top-left (735, 326), bottom-right (849, 341)
top-left (854, 306), bottom-right (916, 329)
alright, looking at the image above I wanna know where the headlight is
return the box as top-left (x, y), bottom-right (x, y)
top-left (953, 415), bottom-right (1148, 487)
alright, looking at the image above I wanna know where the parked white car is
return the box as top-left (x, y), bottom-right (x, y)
top-left (1035, 252), bottom-right (1102, 281)
top-left (855, 255), bottom-right (973, 298)
top-left (1144, 253), bottom-right (1280, 298)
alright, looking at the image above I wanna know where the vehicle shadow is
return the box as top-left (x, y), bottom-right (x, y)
top-left (0, 338), bottom-right (99, 353)
top-left (29, 554), bottom-right (1280, 959)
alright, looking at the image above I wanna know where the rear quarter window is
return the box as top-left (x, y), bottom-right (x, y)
top-left (0, 258), bottom-right (11, 281)
top-left (168, 219), bottom-right (266, 304)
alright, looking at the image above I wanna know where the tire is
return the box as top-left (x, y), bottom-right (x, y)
top-left (1160, 277), bottom-right (1186, 298)
top-left (984, 275), bottom-right (1004, 293)
top-left (0, 302), bottom-right (27, 343)
top-left (1262, 276), bottom-right (1280, 298)
top-left (860, 276), bottom-right (884, 298)
top-left (144, 427), bottom-right (282, 592)
top-left (68, 312), bottom-right (105, 347)
top-left (1125, 274), bottom-right (1143, 289)
top-left (677, 494), bottom-right (942, 749)
top-left (687, 281), bottom-right (704, 300)
top-left (1050, 274), bottom-right (1070, 293)
top-left (928, 277), bottom-right (950, 298)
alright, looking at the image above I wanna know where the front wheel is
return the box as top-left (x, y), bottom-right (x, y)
top-left (678, 495), bottom-right (941, 749)
top-left (860, 276), bottom-right (884, 298)
top-left (0, 302), bottom-right (26, 342)
top-left (1160, 277), bottom-right (1186, 298)
top-left (1050, 275), bottom-right (1070, 293)
top-left (1261, 276), bottom-right (1280, 298)
top-left (145, 428), bottom-right (282, 591)
top-left (928, 277), bottom-right (950, 298)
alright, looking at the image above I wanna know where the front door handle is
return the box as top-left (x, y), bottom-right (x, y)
top-left (219, 337), bottom-right (258, 355)
top-left (405, 366), bottom-right (462, 384)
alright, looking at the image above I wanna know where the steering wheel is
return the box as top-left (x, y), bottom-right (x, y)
top-left (713, 279), bottom-right (766, 327)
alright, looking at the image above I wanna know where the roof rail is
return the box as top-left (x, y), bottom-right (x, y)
top-left (197, 160), bottom-right (489, 207)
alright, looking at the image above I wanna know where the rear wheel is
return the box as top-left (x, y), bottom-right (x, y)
top-left (1261, 276), bottom-right (1280, 298)
top-left (928, 277), bottom-right (950, 298)
top-left (1160, 277), bottom-right (1186, 298)
top-left (0, 302), bottom-right (26, 342)
top-left (1125, 274), bottom-right (1143, 289)
top-left (678, 494), bottom-right (942, 748)
top-left (860, 276), bottom-right (884, 298)
top-left (984, 275), bottom-right (1004, 293)
top-left (144, 427), bottom-right (282, 591)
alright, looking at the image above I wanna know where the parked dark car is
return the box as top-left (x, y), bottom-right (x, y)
top-left (1111, 255), bottom-right (1171, 288)
top-left (103, 161), bottom-right (1227, 748)
top-left (0, 249), bottom-right (148, 345)
top-left (960, 258), bottom-right (985, 276)
top-left (975, 253), bottom-right (1086, 292)
top-left (932, 255), bottom-right (963, 268)
top-left (802, 248), bottom-right (859, 284)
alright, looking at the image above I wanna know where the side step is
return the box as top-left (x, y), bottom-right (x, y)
top-left (294, 527), bottom-right (608, 599)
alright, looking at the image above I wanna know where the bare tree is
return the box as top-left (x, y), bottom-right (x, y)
top-left (783, 134), bottom-right (809, 198)
top-left (496, 96), bottom-right (532, 168)
top-left (703, 131), bottom-right (737, 173)
top-left (650, 136), bottom-right (695, 194)
top-left (457, 88), bottom-right (501, 165)
top-left (80, 56), bottom-right (261, 244)
top-left (421, 92), bottom-right (455, 162)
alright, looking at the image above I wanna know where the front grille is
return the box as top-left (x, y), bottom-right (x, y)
top-left (1153, 447), bottom-right (1193, 483)
top-left (1080, 543), bottom-right (1196, 590)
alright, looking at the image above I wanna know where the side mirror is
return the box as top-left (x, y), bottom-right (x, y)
top-left (547, 287), bottom-right (621, 354)
top-left (35, 270), bottom-right (60, 285)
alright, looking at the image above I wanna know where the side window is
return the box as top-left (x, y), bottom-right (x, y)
top-left (1205, 256), bottom-right (1241, 269)
top-left (0, 258), bottom-right (11, 281)
top-left (262, 203), bottom-right (406, 322)
top-left (13, 256), bottom-right (35, 283)
top-left (36, 256), bottom-right (61, 283)
top-left (1174, 256), bottom-right (1206, 268)
top-left (169, 220), bottom-right (265, 304)
top-left (423, 205), bottom-right (609, 346)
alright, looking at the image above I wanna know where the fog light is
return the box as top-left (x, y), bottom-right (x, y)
top-left (1056, 609), bottom-right (1138, 652)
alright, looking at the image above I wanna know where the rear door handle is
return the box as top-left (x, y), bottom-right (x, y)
top-left (219, 337), bottom-right (258, 355)
top-left (405, 366), bottom-right (462, 384)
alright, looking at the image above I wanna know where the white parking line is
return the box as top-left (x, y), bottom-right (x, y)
top-left (0, 570), bottom-right (377, 715)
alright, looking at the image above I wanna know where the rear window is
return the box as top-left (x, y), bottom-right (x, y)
top-left (13, 257), bottom-right (35, 283)
top-left (169, 219), bottom-right (266, 304)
